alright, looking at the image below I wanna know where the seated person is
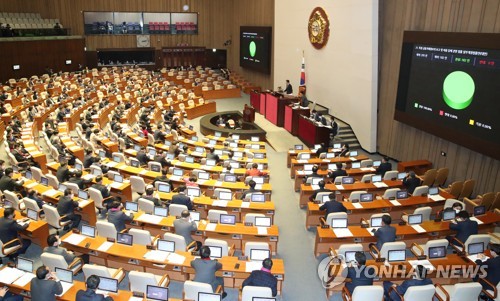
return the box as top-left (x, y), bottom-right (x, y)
top-left (309, 180), bottom-right (332, 202)
top-left (345, 252), bottom-right (376, 294)
top-left (184, 175), bottom-right (199, 187)
top-left (0, 167), bottom-right (25, 192)
top-left (191, 246), bottom-right (226, 299)
top-left (107, 200), bottom-right (134, 232)
top-left (319, 193), bottom-right (347, 219)
top-left (338, 143), bottom-right (350, 157)
top-left (30, 265), bottom-right (63, 301)
top-left (328, 163), bottom-right (347, 182)
top-left (152, 169), bottom-right (173, 187)
top-left (241, 180), bottom-right (258, 200)
top-left (447, 210), bottom-right (478, 247)
top-left (43, 234), bottom-right (89, 265)
top-left (57, 188), bottom-right (81, 230)
top-left (76, 275), bottom-right (114, 301)
top-left (83, 148), bottom-right (101, 169)
top-left (0, 286), bottom-right (23, 301)
top-left (383, 264), bottom-right (432, 301)
top-left (376, 156), bottom-right (392, 177)
top-left (402, 171), bottom-right (421, 195)
top-left (245, 163), bottom-right (268, 177)
top-left (174, 210), bottom-right (201, 250)
top-left (56, 159), bottom-right (71, 183)
top-left (242, 258), bottom-right (278, 296)
top-left (91, 175), bottom-right (111, 200)
top-left (206, 147), bottom-right (220, 163)
top-left (0, 207), bottom-right (31, 258)
top-left (136, 146), bottom-right (150, 165)
top-left (68, 170), bottom-right (91, 189)
top-left (371, 214), bottom-right (396, 251)
top-left (474, 243), bottom-right (500, 293)
top-left (305, 165), bottom-right (320, 180)
top-left (27, 189), bottom-right (45, 211)
top-left (142, 185), bottom-right (162, 206)
top-left (315, 143), bottom-right (329, 156)
top-left (171, 186), bottom-right (193, 210)
top-left (437, 202), bottom-right (463, 220)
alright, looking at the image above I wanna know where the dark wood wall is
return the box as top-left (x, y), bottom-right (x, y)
top-left (378, 0), bottom-right (500, 194)
top-left (0, 38), bottom-right (85, 81)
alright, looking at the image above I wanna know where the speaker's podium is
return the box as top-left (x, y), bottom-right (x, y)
top-left (265, 92), bottom-right (297, 127)
top-left (243, 104), bottom-right (255, 122)
top-left (284, 104), bottom-right (310, 136)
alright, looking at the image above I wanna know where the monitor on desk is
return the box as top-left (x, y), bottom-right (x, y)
top-left (349, 151), bottom-right (358, 157)
top-left (250, 193), bottom-right (265, 203)
top-left (370, 217), bottom-right (383, 228)
top-left (428, 187), bottom-right (439, 195)
top-left (255, 217), bottom-right (271, 227)
top-left (341, 177), bottom-right (355, 184)
top-left (134, 145), bottom-right (141, 152)
top-left (328, 164), bottom-right (337, 170)
top-left (125, 202), bottom-right (138, 212)
top-left (468, 242), bottom-right (484, 255)
top-left (251, 136), bottom-right (259, 142)
top-left (25, 171), bottom-right (32, 180)
top-left (92, 168), bottom-right (102, 176)
top-left (78, 190), bottom-right (89, 200)
top-left (304, 164), bottom-right (314, 171)
top-left (254, 153), bottom-right (265, 160)
top-left (331, 218), bottom-right (348, 228)
top-left (232, 134), bottom-right (240, 140)
top-left (12, 166), bottom-right (19, 173)
top-left (157, 239), bottom-right (175, 253)
top-left (300, 153), bottom-right (310, 160)
top-left (190, 211), bottom-right (200, 221)
top-left (191, 136), bottom-right (198, 142)
top-left (17, 257), bottom-right (33, 273)
top-left (474, 205), bottom-right (486, 216)
top-left (166, 153), bottom-right (175, 160)
top-left (187, 187), bottom-right (200, 198)
top-left (219, 191), bottom-right (232, 201)
top-left (208, 246), bottom-right (223, 259)
top-left (408, 214), bottom-right (423, 225)
top-left (3, 200), bottom-right (12, 208)
top-left (98, 150), bottom-right (106, 158)
top-left (157, 183), bottom-right (171, 193)
top-left (396, 191), bottom-right (408, 199)
top-left (311, 178), bottom-right (322, 185)
top-left (256, 164), bottom-right (265, 171)
top-left (154, 206), bottom-right (168, 217)
top-left (146, 285), bottom-right (169, 301)
top-left (294, 145), bottom-right (303, 150)
top-left (214, 132), bottom-right (222, 138)
top-left (40, 176), bottom-right (49, 186)
top-left (75, 163), bottom-right (83, 171)
top-left (250, 249), bottom-right (270, 261)
top-left (114, 174), bottom-right (124, 183)
top-left (253, 177), bottom-right (265, 184)
top-left (214, 150), bottom-right (223, 156)
top-left (373, 160), bottom-right (381, 167)
top-left (206, 159), bottom-right (216, 167)
top-left (344, 251), bottom-right (357, 263)
top-left (230, 162), bottom-right (240, 169)
top-left (209, 139), bottom-right (217, 145)
top-left (185, 156), bottom-right (195, 163)
top-left (27, 208), bottom-right (38, 221)
top-left (219, 214), bottom-right (236, 225)
top-left (314, 144), bottom-right (321, 150)
top-left (198, 172), bottom-right (210, 180)
top-left (151, 164), bottom-right (161, 172)
top-left (81, 224), bottom-right (96, 238)
top-left (388, 249), bottom-right (406, 262)
top-left (199, 292), bottom-right (221, 301)
top-left (321, 195), bottom-right (330, 203)
top-left (116, 233), bottom-right (133, 246)
top-left (351, 162), bottom-right (361, 169)
top-left (55, 267), bottom-right (73, 283)
top-left (442, 210), bottom-right (456, 221)
top-left (147, 149), bottom-right (156, 157)
top-left (195, 147), bottom-right (205, 153)
top-left (326, 153), bottom-right (335, 159)
top-left (173, 168), bottom-right (184, 176)
top-left (397, 172), bottom-right (407, 180)
top-left (112, 155), bottom-right (121, 163)
top-left (229, 142), bottom-right (238, 148)
top-left (360, 193), bottom-right (373, 202)
top-left (97, 276), bottom-right (119, 293)
top-left (233, 151), bottom-right (243, 158)
top-left (333, 143), bottom-right (342, 149)
top-left (224, 175), bottom-right (237, 183)
top-left (428, 246), bottom-right (446, 259)
top-left (58, 183), bottom-right (67, 192)
top-left (371, 175), bottom-right (382, 183)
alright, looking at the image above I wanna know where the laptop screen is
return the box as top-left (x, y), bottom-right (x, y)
top-left (443, 210), bottom-right (456, 221)
top-left (304, 164), bottom-right (313, 171)
top-left (294, 144), bottom-right (303, 150)
top-left (254, 153), bottom-right (265, 159)
top-left (370, 217), bottom-right (383, 227)
top-left (27, 208), bottom-right (38, 221)
top-left (208, 246), bottom-right (223, 259)
top-left (97, 276), bottom-right (118, 293)
top-left (55, 267), bottom-right (73, 283)
top-left (299, 153), bottom-right (310, 159)
top-left (328, 164), bottom-right (337, 170)
top-left (474, 206), bottom-right (486, 216)
top-left (75, 163), bottom-right (83, 171)
top-left (134, 145), bottom-right (141, 152)
top-left (146, 285), bottom-right (169, 301)
top-left (397, 172), bottom-right (407, 180)
top-left (219, 214), bottom-right (236, 225)
top-left (195, 147), bottom-right (205, 153)
top-left (154, 206), bottom-right (168, 217)
top-left (396, 191), bottom-right (408, 199)
top-left (157, 240), bottom-right (175, 252)
top-left (41, 177), bottom-right (49, 186)
top-left (3, 200), bottom-right (12, 208)
top-left (251, 136), bottom-right (259, 142)
top-left (388, 250), bottom-right (406, 262)
top-left (17, 257), bottom-right (33, 273)
top-left (360, 193), bottom-right (373, 202)
top-left (206, 159), bottom-right (216, 166)
top-left (250, 249), bottom-right (270, 261)
top-left (253, 177), bottom-right (264, 184)
top-left (81, 224), bottom-right (96, 238)
top-left (350, 151), bottom-right (358, 157)
top-left (158, 183), bottom-right (171, 193)
top-left (255, 217), bottom-right (271, 227)
top-left (191, 136), bottom-right (199, 141)
top-left (25, 171), bottom-right (32, 179)
top-left (311, 178), bottom-right (322, 185)
top-left (92, 168), bottom-right (102, 176)
top-left (124, 202), bottom-right (138, 212)
top-left (428, 246), bottom-right (446, 259)
top-left (230, 162), bottom-right (240, 169)
top-left (341, 177), bottom-right (354, 184)
top-left (229, 143), bottom-right (238, 148)
top-left (166, 153), bottom-right (174, 160)
top-left (149, 149), bottom-right (156, 156)
top-left (408, 214), bottom-right (423, 225)
top-left (185, 156), bottom-right (195, 163)
top-left (190, 211), bottom-right (200, 221)
top-left (428, 187), bottom-right (439, 195)
top-left (78, 190), bottom-right (89, 200)
top-left (112, 155), bottom-right (121, 163)
top-left (98, 150), bottom-right (106, 158)
top-left (326, 153), bottom-right (335, 159)
top-left (187, 188), bottom-right (200, 197)
top-left (114, 174), bottom-right (123, 183)
top-left (224, 175), bottom-right (237, 182)
top-left (373, 160), bottom-right (381, 167)
top-left (344, 251), bottom-right (357, 263)
top-left (331, 218), bottom-right (348, 228)
top-left (173, 168), bottom-right (183, 176)
top-left (198, 172), bottom-right (210, 180)
top-left (351, 162), bottom-right (361, 169)
top-left (219, 191), bottom-right (232, 201)
top-left (209, 139), bottom-right (217, 145)
top-left (116, 233), bottom-right (133, 246)
top-left (151, 164), bottom-right (161, 172)
top-left (232, 134), bottom-right (240, 140)
top-left (371, 175), bottom-right (382, 183)
top-left (214, 131), bottom-right (222, 138)
top-left (198, 292), bottom-right (221, 301)
top-left (250, 194), bottom-right (265, 202)
top-left (468, 242), bottom-right (484, 255)
top-left (321, 195), bottom-right (330, 203)
top-left (58, 183), bottom-right (67, 192)
top-left (233, 151), bottom-right (243, 158)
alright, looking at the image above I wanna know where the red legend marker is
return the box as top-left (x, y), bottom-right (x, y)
top-left (439, 110), bottom-right (444, 116)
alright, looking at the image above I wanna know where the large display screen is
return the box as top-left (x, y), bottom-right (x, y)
top-left (240, 26), bottom-right (272, 74)
top-left (395, 31), bottom-right (500, 159)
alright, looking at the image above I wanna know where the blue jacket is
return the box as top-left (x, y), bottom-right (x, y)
top-left (319, 200), bottom-right (347, 219)
top-left (449, 219), bottom-right (478, 244)
top-left (242, 269), bottom-right (278, 296)
top-left (345, 265), bottom-right (376, 294)
top-left (374, 225), bottom-right (396, 250)
top-left (389, 278), bottom-right (433, 301)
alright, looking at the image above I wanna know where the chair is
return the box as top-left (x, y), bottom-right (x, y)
top-left (412, 185), bottom-right (429, 196)
top-left (183, 280), bottom-right (220, 301)
top-left (30, 166), bottom-right (43, 182)
top-left (244, 213), bottom-right (266, 225)
top-left (369, 241), bottom-right (406, 260)
top-left (402, 206), bottom-right (432, 222)
top-left (130, 176), bottom-right (146, 200)
top-left (43, 204), bottom-right (71, 234)
top-left (4, 190), bottom-right (25, 211)
top-left (163, 233), bottom-right (196, 251)
top-left (342, 285), bottom-right (384, 301)
top-left (138, 198), bottom-right (155, 214)
top-left (451, 234), bottom-right (490, 254)
top-left (46, 174), bottom-right (59, 189)
top-left (348, 191), bottom-right (368, 202)
top-left (314, 191), bottom-right (332, 202)
top-left (411, 239), bottom-right (449, 257)
top-left (382, 188), bottom-right (401, 199)
top-left (389, 284), bottom-right (435, 301)
top-left (169, 204), bottom-right (188, 217)
top-left (420, 169), bottom-right (437, 186)
top-left (96, 221), bottom-right (118, 240)
top-left (128, 271), bottom-right (170, 294)
top-left (0, 237), bottom-right (22, 263)
top-left (434, 168), bottom-right (449, 187)
top-left (213, 188), bottom-right (232, 199)
top-left (241, 286), bottom-right (273, 301)
top-left (446, 181), bottom-right (464, 198)
top-left (434, 282), bottom-right (482, 301)
top-left (41, 253), bottom-right (83, 275)
top-left (383, 170), bottom-right (398, 181)
top-left (23, 198), bottom-right (42, 218)
top-left (64, 182), bottom-right (80, 195)
top-left (204, 238), bottom-right (235, 257)
top-left (128, 228), bottom-right (157, 246)
top-left (148, 161), bottom-right (162, 172)
top-left (330, 243), bottom-right (364, 259)
top-left (464, 192), bottom-right (496, 211)
top-left (207, 209), bottom-right (227, 222)
top-left (360, 159), bottom-right (373, 168)
top-left (88, 187), bottom-right (111, 213)
top-left (321, 212), bottom-right (348, 227)
top-left (82, 264), bottom-right (125, 283)
top-left (458, 179), bottom-right (475, 200)
top-left (443, 199), bottom-right (465, 210)
top-left (334, 176), bottom-right (346, 185)
top-left (360, 174), bottom-right (374, 183)
top-left (244, 242), bottom-right (270, 257)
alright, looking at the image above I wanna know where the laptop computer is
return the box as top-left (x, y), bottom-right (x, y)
top-left (25, 171), bottom-right (32, 180)
top-left (173, 168), bottom-right (184, 176)
top-left (146, 285), bottom-right (169, 301)
top-left (294, 145), bottom-right (303, 150)
top-left (331, 218), bottom-right (348, 228)
top-left (360, 193), bottom-right (373, 202)
top-left (250, 249), bottom-right (270, 261)
top-left (157, 240), bottom-right (175, 253)
top-left (208, 246), bottom-right (223, 259)
top-left (468, 242), bottom-right (484, 255)
top-left (371, 175), bottom-right (382, 183)
top-left (232, 134), bottom-right (240, 140)
top-left (349, 151), bottom-right (358, 157)
top-left (428, 187), bottom-right (439, 195)
top-left (321, 195), bottom-right (330, 203)
top-left (326, 153), bottom-right (335, 159)
top-left (195, 147), bottom-right (205, 153)
top-left (151, 164), bottom-right (161, 172)
top-left (224, 175), bottom-right (237, 183)
top-left (373, 160), bottom-right (381, 167)
top-left (233, 151), bottom-right (243, 158)
top-left (198, 292), bottom-right (221, 301)
top-left (251, 136), bottom-right (259, 142)
top-left (252, 177), bottom-right (265, 184)
top-left (58, 183), bottom-right (67, 192)
top-left (78, 190), bottom-right (89, 200)
top-left (370, 217), bottom-right (383, 228)
top-left (114, 174), bottom-right (124, 183)
top-left (388, 249), bottom-right (406, 262)
top-left (92, 168), bottom-right (102, 176)
top-left (74, 163), bottom-right (83, 171)
top-left (55, 267), bottom-right (73, 284)
top-left (344, 251), bottom-right (357, 263)
top-left (154, 206), bottom-right (168, 217)
top-left (397, 172), bottom-right (407, 180)
top-left (209, 139), bottom-right (217, 145)
top-left (333, 143), bottom-right (342, 149)
top-left (157, 183), bottom-right (171, 193)
top-left (250, 193), bottom-right (265, 203)
top-left (304, 164), bottom-right (314, 171)
top-left (98, 150), bottom-right (106, 158)
top-left (474, 205), bottom-right (486, 216)
top-left (116, 233), bottom-right (133, 246)
top-left (112, 155), bottom-right (121, 163)
top-left (255, 217), bottom-right (271, 227)
top-left (40, 176), bottom-right (49, 186)
top-left (341, 177), bottom-right (354, 184)
top-left (219, 214), bottom-right (236, 225)
top-left (97, 276), bottom-right (118, 294)
top-left (428, 246), bottom-right (447, 259)
top-left (191, 136), bottom-right (199, 142)
top-left (205, 159), bottom-right (216, 167)
top-left (185, 156), bottom-right (195, 164)
top-left (408, 214), bottom-right (423, 225)
top-left (230, 162), bottom-right (240, 169)
top-left (17, 257), bottom-right (33, 273)
top-left (134, 145), bottom-right (141, 152)
top-left (148, 149), bottom-right (157, 157)
top-left (396, 191), bottom-right (409, 199)
top-left (187, 188), bottom-right (200, 198)
top-left (198, 172), bottom-right (210, 180)
top-left (190, 211), bottom-right (200, 222)
top-left (214, 131), bottom-right (222, 138)
top-left (442, 210), bottom-right (456, 221)
top-left (219, 191), bottom-right (232, 201)
top-left (27, 208), bottom-right (38, 221)
top-left (81, 224), bottom-right (96, 238)
top-left (351, 162), bottom-right (361, 169)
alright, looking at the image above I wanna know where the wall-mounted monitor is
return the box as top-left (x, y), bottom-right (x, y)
top-left (240, 26), bottom-right (272, 74)
top-left (12, 65), bottom-right (20, 70)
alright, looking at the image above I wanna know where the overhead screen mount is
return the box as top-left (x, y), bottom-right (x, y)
top-left (394, 31), bottom-right (500, 160)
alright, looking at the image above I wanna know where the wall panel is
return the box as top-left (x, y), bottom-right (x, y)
top-left (378, 0), bottom-right (500, 194)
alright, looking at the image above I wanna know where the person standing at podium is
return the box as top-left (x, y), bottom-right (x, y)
top-left (284, 80), bottom-right (293, 94)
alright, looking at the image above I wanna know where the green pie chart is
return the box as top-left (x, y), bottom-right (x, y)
top-left (249, 41), bottom-right (256, 57)
top-left (442, 71), bottom-right (475, 110)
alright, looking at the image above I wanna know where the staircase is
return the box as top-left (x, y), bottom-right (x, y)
top-left (334, 120), bottom-right (361, 150)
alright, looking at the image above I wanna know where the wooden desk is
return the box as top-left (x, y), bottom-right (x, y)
top-left (298, 116), bottom-right (330, 147)
top-left (293, 167), bottom-right (377, 191)
top-left (397, 160), bottom-right (433, 175)
top-left (0, 208), bottom-right (50, 248)
top-left (185, 101), bottom-right (216, 119)
top-left (202, 88), bottom-right (241, 100)
top-left (284, 105), bottom-right (309, 136)
top-left (314, 211), bottom-right (500, 256)
top-left (290, 155), bottom-right (369, 178)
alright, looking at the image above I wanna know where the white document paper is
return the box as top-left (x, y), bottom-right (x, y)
top-left (78, 200), bottom-right (91, 208)
top-left (63, 233), bottom-right (86, 245)
top-left (26, 182), bottom-right (39, 189)
top-left (469, 216), bottom-right (484, 225)
top-left (349, 157), bottom-right (357, 161)
top-left (390, 200), bottom-right (402, 206)
top-left (240, 202), bottom-right (250, 208)
top-left (335, 185), bottom-right (345, 190)
top-left (128, 297), bottom-right (143, 301)
top-left (297, 160), bottom-right (308, 164)
top-left (373, 182), bottom-right (388, 188)
top-left (245, 261), bottom-right (263, 272)
top-left (257, 227), bottom-right (268, 235)
top-left (110, 182), bottom-right (123, 189)
top-left (333, 228), bottom-right (353, 237)
top-left (0, 267), bottom-right (25, 284)
top-left (167, 253), bottom-right (186, 265)
top-left (137, 214), bottom-right (163, 224)
top-left (12, 272), bottom-right (35, 287)
top-left (360, 167), bottom-right (374, 171)
top-left (213, 200), bottom-right (228, 207)
top-left (56, 281), bottom-right (74, 296)
top-left (352, 203), bottom-right (363, 209)
top-left (429, 195), bottom-right (445, 201)
top-left (408, 259), bottom-right (434, 272)
top-left (467, 254), bottom-right (489, 263)
top-left (42, 189), bottom-right (59, 197)
top-left (205, 223), bottom-right (217, 231)
top-left (254, 184), bottom-right (263, 190)
top-left (143, 250), bottom-right (170, 262)
top-left (97, 241), bottom-right (113, 252)
top-left (411, 225), bottom-right (426, 233)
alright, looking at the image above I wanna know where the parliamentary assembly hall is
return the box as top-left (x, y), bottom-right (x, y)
top-left (0, 0), bottom-right (499, 300)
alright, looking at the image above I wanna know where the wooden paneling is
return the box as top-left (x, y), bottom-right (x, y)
top-left (378, 0), bottom-right (500, 195)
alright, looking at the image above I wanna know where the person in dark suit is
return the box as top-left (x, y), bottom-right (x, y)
top-left (206, 148), bottom-right (220, 163)
top-left (328, 163), bottom-right (347, 181)
top-left (474, 243), bottom-right (500, 292)
top-left (91, 176), bottom-right (111, 199)
top-left (372, 214), bottom-right (396, 251)
top-left (107, 201), bottom-right (133, 232)
top-left (330, 117), bottom-right (338, 138)
top-left (83, 148), bottom-right (101, 169)
top-left (153, 151), bottom-right (172, 168)
top-left (309, 180), bottom-right (332, 202)
top-left (319, 193), bottom-right (347, 219)
top-left (152, 169), bottom-right (173, 187)
top-left (317, 113), bottom-right (327, 125)
top-left (30, 265), bottom-right (63, 301)
top-left (56, 160), bottom-right (71, 183)
top-left (0, 207), bottom-right (31, 257)
top-left (338, 143), bottom-right (350, 157)
top-left (284, 80), bottom-right (293, 94)
top-left (171, 186), bottom-right (193, 210)
top-left (299, 91), bottom-right (308, 108)
top-left (136, 146), bottom-right (150, 165)
top-left (143, 185), bottom-right (161, 206)
top-left (68, 170), bottom-right (91, 189)
top-left (241, 180), bottom-right (259, 200)
top-left (43, 234), bottom-right (89, 265)
top-left (383, 264), bottom-right (432, 301)
top-left (448, 210), bottom-right (478, 246)
top-left (57, 188), bottom-right (81, 230)
top-left (305, 165), bottom-right (321, 180)
top-left (376, 156), bottom-right (392, 177)
top-left (344, 252), bottom-right (376, 294)
top-left (76, 275), bottom-right (114, 301)
top-left (242, 258), bottom-right (278, 296)
top-left (191, 246), bottom-right (226, 299)
top-left (403, 171), bottom-right (421, 194)
top-left (0, 287), bottom-right (23, 301)
top-left (0, 168), bottom-right (24, 192)
top-left (315, 143), bottom-right (329, 156)
top-left (27, 190), bottom-right (45, 212)
top-left (174, 210), bottom-right (201, 250)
